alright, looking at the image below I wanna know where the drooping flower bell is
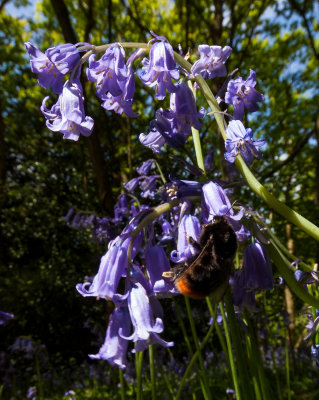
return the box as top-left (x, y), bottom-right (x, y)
top-left (89, 306), bottom-right (131, 369)
top-left (201, 181), bottom-right (250, 241)
top-left (119, 282), bottom-right (164, 342)
top-left (41, 80), bottom-right (94, 140)
top-left (191, 44), bottom-right (232, 80)
top-left (224, 120), bottom-right (265, 166)
top-left (87, 43), bottom-right (128, 98)
top-left (45, 43), bottom-right (81, 75)
top-left (101, 66), bottom-right (138, 117)
top-left (76, 245), bottom-right (128, 299)
top-left (139, 33), bottom-right (180, 100)
top-left (225, 69), bottom-right (264, 120)
top-left (243, 243), bottom-right (273, 290)
top-left (145, 244), bottom-right (177, 295)
top-left (232, 270), bottom-right (257, 310)
top-left (171, 214), bottom-right (201, 263)
top-left (25, 42), bottom-right (64, 94)
top-left (139, 82), bottom-right (204, 152)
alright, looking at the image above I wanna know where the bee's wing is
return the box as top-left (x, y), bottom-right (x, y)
top-left (162, 241), bottom-right (213, 282)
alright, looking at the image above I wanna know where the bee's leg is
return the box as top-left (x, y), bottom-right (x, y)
top-left (186, 234), bottom-right (202, 252)
top-left (162, 263), bottom-right (191, 281)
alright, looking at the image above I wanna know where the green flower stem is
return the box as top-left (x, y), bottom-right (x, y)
top-left (149, 345), bottom-right (156, 400)
top-left (119, 369), bottom-right (126, 400)
top-left (265, 239), bottom-right (319, 308)
top-left (224, 291), bottom-right (255, 400)
top-left (175, 305), bottom-right (217, 400)
top-left (184, 297), bottom-right (212, 400)
top-left (246, 315), bottom-right (272, 400)
top-left (173, 53), bottom-right (319, 242)
top-left (154, 160), bottom-right (167, 184)
top-left (135, 350), bottom-right (144, 400)
top-left (246, 335), bottom-right (262, 400)
top-left (219, 300), bottom-right (241, 400)
top-left (187, 81), bottom-right (205, 172)
top-left (271, 350), bottom-right (283, 400)
top-left (205, 298), bottom-right (229, 361)
top-left (162, 373), bottom-right (174, 399)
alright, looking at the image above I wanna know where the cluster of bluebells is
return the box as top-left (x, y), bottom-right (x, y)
top-left (25, 33), bottom-right (275, 369)
top-left (26, 32), bottom-right (265, 164)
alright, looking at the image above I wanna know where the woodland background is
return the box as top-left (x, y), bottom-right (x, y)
top-left (0, 0), bottom-right (318, 398)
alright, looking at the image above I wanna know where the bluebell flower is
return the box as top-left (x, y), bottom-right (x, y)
top-left (93, 216), bottom-right (115, 242)
top-left (101, 67), bottom-right (138, 117)
top-left (145, 244), bottom-right (177, 295)
top-left (243, 243), bottom-right (273, 290)
top-left (89, 307), bottom-right (131, 369)
top-left (139, 120), bottom-right (166, 153)
top-left (161, 178), bottom-right (203, 201)
top-left (170, 82), bottom-right (205, 133)
top-left (141, 81), bottom-right (205, 152)
top-left (124, 177), bottom-right (140, 193)
top-left (158, 218), bottom-right (174, 243)
top-left (201, 181), bottom-right (249, 241)
top-left (87, 43), bottom-right (128, 98)
top-left (225, 120), bottom-right (265, 166)
top-left (0, 311), bottom-right (14, 325)
top-left (171, 214), bottom-right (201, 263)
top-left (41, 80), bottom-right (94, 140)
top-left (136, 160), bottom-right (154, 175)
top-left (119, 282), bottom-right (164, 342)
top-left (232, 270), bottom-right (257, 310)
top-left (139, 34), bottom-right (179, 100)
top-left (140, 175), bottom-right (159, 199)
top-left (201, 181), bottom-right (244, 223)
top-left (191, 44), bottom-right (232, 80)
top-left (25, 42), bottom-right (64, 94)
top-left (225, 70), bottom-right (264, 120)
top-left (45, 43), bottom-right (80, 75)
top-left (294, 269), bottom-right (318, 285)
top-left (76, 245), bottom-right (127, 299)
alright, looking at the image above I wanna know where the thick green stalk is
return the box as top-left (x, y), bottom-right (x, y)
top-left (149, 345), bottom-right (156, 400)
top-left (219, 301), bottom-right (241, 400)
top-left (135, 350), bottom-right (144, 400)
top-left (184, 297), bottom-right (212, 400)
top-left (187, 81), bottom-right (205, 172)
top-left (119, 369), bottom-right (126, 400)
top-left (224, 292), bottom-right (255, 400)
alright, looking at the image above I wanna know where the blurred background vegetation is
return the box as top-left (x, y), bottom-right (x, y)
top-left (0, 0), bottom-right (318, 398)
